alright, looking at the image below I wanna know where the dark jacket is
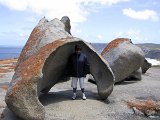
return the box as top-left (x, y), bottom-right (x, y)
top-left (68, 52), bottom-right (90, 78)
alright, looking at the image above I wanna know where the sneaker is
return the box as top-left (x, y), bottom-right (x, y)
top-left (72, 93), bottom-right (76, 100)
top-left (82, 93), bottom-right (86, 100)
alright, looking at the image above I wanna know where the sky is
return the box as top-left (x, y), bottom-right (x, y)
top-left (0, 0), bottom-right (160, 46)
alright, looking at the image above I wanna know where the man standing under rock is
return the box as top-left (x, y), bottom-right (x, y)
top-left (68, 45), bottom-right (90, 100)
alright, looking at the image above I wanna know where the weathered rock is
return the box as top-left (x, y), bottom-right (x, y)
top-left (127, 68), bottom-right (142, 80)
top-left (127, 58), bottom-right (152, 80)
top-left (141, 58), bottom-right (152, 74)
top-left (38, 17), bottom-right (48, 26)
top-left (101, 38), bottom-right (145, 83)
top-left (16, 16), bottom-right (72, 69)
top-left (60, 16), bottom-right (71, 35)
top-left (5, 18), bottom-right (115, 120)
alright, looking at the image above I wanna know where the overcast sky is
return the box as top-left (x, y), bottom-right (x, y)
top-left (0, 0), bottom-right (160, 46)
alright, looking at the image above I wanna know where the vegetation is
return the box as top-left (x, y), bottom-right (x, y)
top-left (125, 99), bottom-right (160, 117)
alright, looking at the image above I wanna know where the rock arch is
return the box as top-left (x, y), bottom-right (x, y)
top-left (5, 38), bottom-right (114, 120)
top-left (39, 40), bottom-right (115, 97)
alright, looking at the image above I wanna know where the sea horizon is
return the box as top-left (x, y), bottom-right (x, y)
top-left (0, 43), bottom-right (160, 66)
top-left (0, 46), bottom-right (22, 60)
top-left (0, 42), bottom-right (160, 47)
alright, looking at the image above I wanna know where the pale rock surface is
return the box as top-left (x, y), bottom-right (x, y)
top-left (101, 38), bottom-right (145, 83)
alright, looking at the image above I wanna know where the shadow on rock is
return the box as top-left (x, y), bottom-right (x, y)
top-left (115, 77), bottom-right (141, 85)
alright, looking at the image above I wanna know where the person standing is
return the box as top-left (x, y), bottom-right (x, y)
top-left (68, 45), bottom-right (90, 100)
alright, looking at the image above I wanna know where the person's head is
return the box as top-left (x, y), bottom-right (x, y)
top-left (75, 45), bottom-right (82, 54)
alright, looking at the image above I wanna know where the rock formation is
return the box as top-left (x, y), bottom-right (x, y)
top-left (141, 59), bottom-right (152, 74)
top-left (60, 16), bottom-right (71, 35)
top-left (16, 16), bottom-right (72, 69)
top-left (101, 38), bottom-right (145, 83)
top-left (5, 17), bottom-right (114, 120)
top-left (126, 68), bottom-right (142, 80)
top-left (128, 58), bottom-right (151, 80)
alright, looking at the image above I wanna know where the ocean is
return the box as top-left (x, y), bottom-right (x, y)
top-left (0, 46), bottom-right (22, 60)
top-left (0, 46), bottom-right (160, 66)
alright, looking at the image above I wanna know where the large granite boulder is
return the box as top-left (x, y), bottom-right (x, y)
top-left (101, 38), bottom-right (145, 83)
top-left (5, 17), bottom-right (114, 120)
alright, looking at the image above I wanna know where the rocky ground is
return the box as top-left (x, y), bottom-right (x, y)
top-left (0, 58), bottom-right (160, 120)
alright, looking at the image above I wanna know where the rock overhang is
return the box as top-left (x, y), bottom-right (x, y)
top-left (5, 37), bottom-right (115, 120)
top-left (40, 39), bottom-right (115, 96)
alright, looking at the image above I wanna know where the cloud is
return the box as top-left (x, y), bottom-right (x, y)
top-left (117, 29), bottom-right (141, 36)
top-left (0, 31), bottom-right (28, 39)
top-left (0, 31), bottom-right (28, 46)
top-left (123, 8), bottom-right (159, 21)
top-left (77, 0), bottom-right (130, 6)
top-left (116, 29), bottom-right (140, 38)
top-left (26, 16), bottom-right (37, 22)
top-left (97, 35), bottom-right (103, 39)
top-left (116, 29), bottom-right (158, 43)
top-left (74, 29), bottom-right (82, 34)
top-left (0, 0), bottom-right (130, 24)
top-left (115, 29), bottom-right (145, 43)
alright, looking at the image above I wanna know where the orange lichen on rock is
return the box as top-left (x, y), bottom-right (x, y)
top-left (125, 99), bottom-right (160, 116)
top-left (17, 38), bottom-right (66, 79)
top-left (101, 38), bottom-right (131, 55)
top-left (0, 85), bottom-right (8, 90)
top-left (10, 80), bottom-right (33, 97)
top-left (17, 27), bottom-right (45, 66)
top-left (10, 38), bottom-right (68, 96)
